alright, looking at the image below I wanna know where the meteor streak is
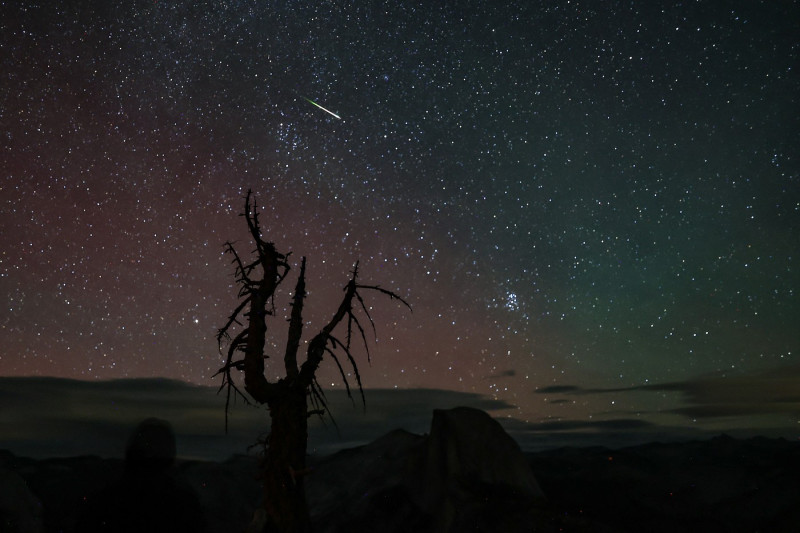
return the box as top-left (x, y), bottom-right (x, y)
top-left (302, 96), bottom-right (341, 120)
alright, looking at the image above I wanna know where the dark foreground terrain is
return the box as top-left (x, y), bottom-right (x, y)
top-left (529, 434), bottom-right (800, 532)
top-left (2, 409), bottom-right (798, 532)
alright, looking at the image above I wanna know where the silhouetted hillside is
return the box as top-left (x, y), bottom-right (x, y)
top-left (530, 434), bottom-right (800, 532)
top-left (2, 418), bottom-right (798, 532)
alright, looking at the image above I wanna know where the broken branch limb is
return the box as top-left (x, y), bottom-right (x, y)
top-left (284, 257), bottom-right (306, 379)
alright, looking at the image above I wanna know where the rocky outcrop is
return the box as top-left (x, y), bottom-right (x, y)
top-left (420, 407), bottom-right (544, 501)
top-left (309, 407), bottom-right (548, 533)
top-left (0, 461), bottom-right (43, 533)
top-left (307, 428), bottom-right (426, 520)
top-left (409, 407), bottom-right (546, 532)
top-left (308, 428), bottom-right (429, 533)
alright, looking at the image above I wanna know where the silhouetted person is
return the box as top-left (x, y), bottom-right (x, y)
top-left (77, 418), bottom-right (206, 533)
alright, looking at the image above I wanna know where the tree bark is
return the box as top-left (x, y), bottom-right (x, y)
top-left (262, 382), bottom-right (311, 533)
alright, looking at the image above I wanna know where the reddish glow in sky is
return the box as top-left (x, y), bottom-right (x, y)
top-left (2, 1), bottom-right (798, 438)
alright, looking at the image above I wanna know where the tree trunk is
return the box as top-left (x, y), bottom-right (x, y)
top-left (261, 382), bottom-right (311, 533)
top-left (217, 192), bottom-right (409, 532)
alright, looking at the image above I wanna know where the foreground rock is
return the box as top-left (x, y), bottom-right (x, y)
top-left (0, 459), bottom-right (44, 533)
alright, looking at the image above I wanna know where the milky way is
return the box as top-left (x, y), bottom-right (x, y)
top-left (2, 1), bottom-right (798, 433)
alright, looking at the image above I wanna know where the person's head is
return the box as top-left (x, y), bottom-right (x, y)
top-left (125, 417), bottom-right (176, 472)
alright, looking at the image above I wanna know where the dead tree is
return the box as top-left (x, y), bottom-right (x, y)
top-left (215, 190), bottom-right (409, 533)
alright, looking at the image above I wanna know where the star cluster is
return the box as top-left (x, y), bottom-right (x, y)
top-left (2, 1), bottom-right (797, 431)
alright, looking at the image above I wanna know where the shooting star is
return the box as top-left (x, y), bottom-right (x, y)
top-left (302, 96), bottom-right (341, 120)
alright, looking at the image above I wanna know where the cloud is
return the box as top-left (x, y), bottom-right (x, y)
top-left (527, 419), bottom-right (654, 432)
top-left (0, 377), bottom-right (515, 461)
top-left (5, 370), bottom-right (796, 461)
top-left (497, 415), bottom-right (710, 451)
top-left (534, 385), bottom-right (582, 394)
top-left (485, 369), bottom-right (516, 379)
top-left (649, 367), bottom-right (800, 418)
top-left (530, 364), bottom-right (800, 419)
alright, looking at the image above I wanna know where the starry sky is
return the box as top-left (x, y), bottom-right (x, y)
top-left (2, 0), bottom-right (799, 445)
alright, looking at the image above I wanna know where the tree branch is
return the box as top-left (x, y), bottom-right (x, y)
top-left (299, 276), bottom-right (358, 385)
top-left (328, 335), bottom-right (365, 409)
top-left (284, 257), bottom-right (306, 379)
top-left (216, 296), bottom-right (251, 347)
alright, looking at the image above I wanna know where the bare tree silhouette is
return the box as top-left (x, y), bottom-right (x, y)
top-left (215, 190), bottom-right (410, 533)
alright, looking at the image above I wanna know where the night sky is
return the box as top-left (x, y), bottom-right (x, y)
top-left (2, 0), bottom-right (798, 445)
